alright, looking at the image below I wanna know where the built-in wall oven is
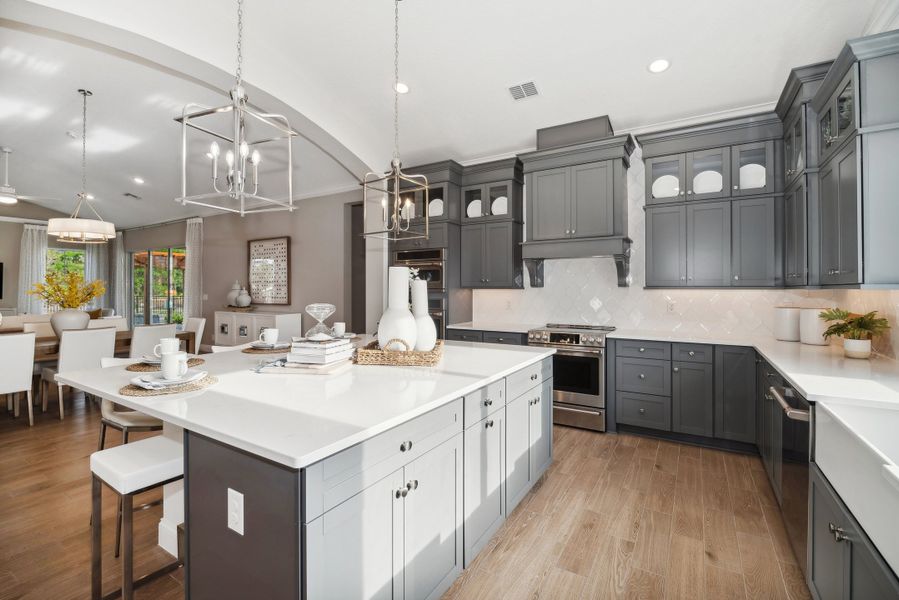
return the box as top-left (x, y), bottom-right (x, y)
top-left (392, 248), bottom-right (446, 292)
top-left (527, 324), bottom-right (614, 432)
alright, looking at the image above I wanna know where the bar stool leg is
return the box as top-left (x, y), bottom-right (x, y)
top-left (91, 475), bottom-right (102, 600)
top-left (114, 497), bottom-right (122, 558)
top-left (122, 493), bottom-right (134, 600)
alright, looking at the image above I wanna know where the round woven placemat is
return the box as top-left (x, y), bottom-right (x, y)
top-left (126, 358), bottom-right (206, 372)
top-left (241, 346), bottom-right (290, 354)
top-left (119, 375), bottom-right (218, 397)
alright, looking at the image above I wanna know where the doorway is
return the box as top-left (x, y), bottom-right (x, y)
top-left (350, 203), bottom-right (366, 333)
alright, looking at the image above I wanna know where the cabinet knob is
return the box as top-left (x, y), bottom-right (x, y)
top-left (680, 276), bottom-right (686, 281)
top-left (396, 488), bottom-right (408, 499)
top-left (688, 277), bottom-right (693, 281)
top-left (733, 275), bottom-right (740, 281)
top-left (565, 229), bottom-right (570, 234)
top-left (530, 373), bottom-right (538, 380)
top-left (638, 408), bottom-right (646, 415)
top-left (673, 367), bottom-right (679, 373)
top-left (571, 229), bottom-right (576, 234)
top-left (688, 351), bottom-right (695, 357)
top-left (639, 373), bottom-right (646, 379)
top-left (486, 419), bottom-right (495, 428)
top-left (399, 440), bottom-right (413, 452)
top-left (733, 185), bottom-right (739, 190)
top-left (686, 190), bottom-right (693, 195)
top-left (638, 347), bottom-right (645, 353)
top-left (680, 191), bottom-right (685, 196)
top-left (484, 399), bottom-right (493, 407)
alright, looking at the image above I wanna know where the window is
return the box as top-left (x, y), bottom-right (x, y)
top-left (46, 248), bottom-right (85, 276)
top-left (130, 247), bottom-right (186, 327)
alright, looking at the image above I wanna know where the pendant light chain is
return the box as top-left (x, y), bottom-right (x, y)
top-left (236, 0), bottom-right (244, 89)
top-left (80, 90), bottom-right (88, 198)
top-left (393, 0), bottom-right (400, 163)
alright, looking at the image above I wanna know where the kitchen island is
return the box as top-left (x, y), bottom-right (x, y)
top-left (58, 341), bottom-right (555, 600)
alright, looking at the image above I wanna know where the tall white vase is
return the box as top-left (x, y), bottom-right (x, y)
top-left (411, 279), bottom-right (436, 351)
top-left (226, 280), bottom-right (241, 306)
top-left (378, 267), bottom-right (417, 351)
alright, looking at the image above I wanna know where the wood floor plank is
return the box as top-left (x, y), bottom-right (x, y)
top-left (624, 458), bottom-right (655, 493)
top-left (703, 508), bottom-right (742, 573)
top-left (644, 470), bottom-right (676, 515)
top-left (633, 437), bottom-right (659, 461)
top-left (664, 534), bottom-right (705, 600)
top-left (730, 487), bottom-right (769, 538)
top-left (701, 472), bottom-right (731, 512)
top-left (762, 502), bottom-right (799, 565)
top-left (752, 467), bottom-right (780, 508)
top-left (779, 560), bottom-right (812, 600)
top-left (724, 452), bottom-right (755, 492)
top-left (705, 564), bottom-right (747, 600)
top-left (610, 487), bottom-right (646, 543)
top-left (655, 440), bottom-right (680, 477)
top-left (621, 567), bottom-right (664, 600)
top-left (671, 486), bottom-right (704, 542)
top-left (631, 509), bottom-right (671, 576)
top-left (736, 531), bottom-right (790, 600)
top-left (556, 508), bottom-right (604, 576)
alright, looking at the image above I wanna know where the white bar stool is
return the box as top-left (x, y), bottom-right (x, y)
top-left (90, 436), bottom-right (183, 600)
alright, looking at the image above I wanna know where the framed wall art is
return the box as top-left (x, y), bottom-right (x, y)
top-left (247, 236), bottom-right (291, 305)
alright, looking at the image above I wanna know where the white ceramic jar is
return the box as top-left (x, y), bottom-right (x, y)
top-left (226, 280), bottom-right (241, 306)
top-left (235, 288), bottom-right (252, 307)
top-left (773, 307), bottom-right (801, 341)
top-left (378, 266), bottom-right (417, 352)
top-left (799, 308), bottom-right (829, 345)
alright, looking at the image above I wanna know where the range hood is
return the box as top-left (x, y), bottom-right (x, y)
top-left (518, 117), bottom-right (635, 288)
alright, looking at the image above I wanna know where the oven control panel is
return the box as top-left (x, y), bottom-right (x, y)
top-left (527, 330), bottom-right (605, 346)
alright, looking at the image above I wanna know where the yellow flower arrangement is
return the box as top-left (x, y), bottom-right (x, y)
top-left (29, 271), bottom-right (106, 309)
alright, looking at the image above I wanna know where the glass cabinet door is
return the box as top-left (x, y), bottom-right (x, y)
top-left (462, 185), bottom-right (485, 221)
top-left (784, 128), bottom-right (794, 179)
top-left (793, 116), bottom-right (804, 175)
top-left (731, 141), bottom-right (773, 196)
top-left (645, 154), bottom-right (686, 204)
top-left (819, 106), bottom-right (835, 157)
top-left (686, 147), bottom-right (730, 200)
top-left (487, 183), bottom-right (510, 217)
top-left (836, 77), bottom-right (855, 140)
top-left (424, 184), bottom-right (446, 220)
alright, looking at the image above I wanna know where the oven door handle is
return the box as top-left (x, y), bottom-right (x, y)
top-left (768, 386), bottom-right (809, 422)
top-left (552, 348), bottom-right (604, 358)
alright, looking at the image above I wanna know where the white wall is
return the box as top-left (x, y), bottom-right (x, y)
top-left (472, 147), bottom-right (899, 358)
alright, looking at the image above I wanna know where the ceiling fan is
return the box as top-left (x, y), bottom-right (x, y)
top-left (0, 147), bottom-right (63, 205)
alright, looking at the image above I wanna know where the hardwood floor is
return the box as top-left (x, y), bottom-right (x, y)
top-left (1, 398), bottom-right (809, 600)
top-left (445, 426), bottom-right (812, 600)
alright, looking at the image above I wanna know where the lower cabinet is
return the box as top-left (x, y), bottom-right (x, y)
top-left (810, 464), bottom-right (899, 600)
top-left (306, 435), bottom-right (463, 600)
top-left (672, 361), bottom-right (714, 436)
top-left (505, 377), bottom-right (553, 513)
top-left (445, 329), bottom-right (527, 345)
top-left (463, 410), bottom-right (505, 566)
top-left (714, 346), bottom-right (757, 443)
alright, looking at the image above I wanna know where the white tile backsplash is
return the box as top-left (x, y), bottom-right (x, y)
top-left (473, 147), bottom-right (899, 357)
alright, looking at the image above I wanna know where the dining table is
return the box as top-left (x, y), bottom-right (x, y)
top-left (13, 329), bottom-right (198, 362)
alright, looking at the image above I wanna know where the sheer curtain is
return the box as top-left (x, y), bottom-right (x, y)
top-left (17, 224), bottom-right (48, 314)
top-left (107, 232), bottom-right (128, 320)
top-left (184, 218), bottom-right (203, 318)
top-left (83, 242), bottom-right (109, 308)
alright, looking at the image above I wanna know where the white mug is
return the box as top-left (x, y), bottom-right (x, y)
top-left (154, 337), bottom-right (181, 357)
top-left (161, 351), bottom-right (188, 380)
top-left (332, 322), bottom-right (346, 337)
top-left (259, 328), bottom-right (279, 344)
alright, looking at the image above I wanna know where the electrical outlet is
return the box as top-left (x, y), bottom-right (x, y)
top-left (202, 293), bottom-right (209, 301)
top-left (666, 300), bottom-right (675, 313)
top-left (227, 488), bottom-right (244, 535)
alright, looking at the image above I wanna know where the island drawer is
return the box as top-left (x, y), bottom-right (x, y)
top-left (506, 357), bottom-right (552, 401)
top-left (672, 343), bottom-right (713, 364)
top-left (616, 392), bottom-right (671, 431)
top-left (616, 357), bottom-right (671, 397)
top-left (303, 398), bottom-right (463, 521)
top-left (482, 331), bottom-right (526, 345)
top-left (464, 379), bottom-right (506, 428)
top-left (616, 339), bottom-right (671, 360)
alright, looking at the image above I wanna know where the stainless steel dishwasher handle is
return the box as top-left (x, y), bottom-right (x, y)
top-left (769, 386), bottom-right (809, 422)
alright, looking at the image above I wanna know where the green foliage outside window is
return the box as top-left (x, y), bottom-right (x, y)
top-left (46, 249), bottom-right (85, 276)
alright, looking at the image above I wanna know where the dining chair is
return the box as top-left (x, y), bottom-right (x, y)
top-left (0, 332), bottom-right (36, 426)
top-left (23, 322), bottom-right (55, 338)
top-left (211, 342), bottom-right (254, 353)
top-left (183, 317), bottom-right (206, 353)
top-left (129, 324), bottom-right (177, 358)
top-left (97, 357), bottom-right (163, 450)
top-left (100, 308), bottom-right (115, 317)
top-left (41, 327), bottom-right (116, 420)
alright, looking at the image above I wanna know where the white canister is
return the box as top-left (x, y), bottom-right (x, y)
top-left (226, 280), bottom-right (241, 306)
top-left (773, 307), bottom-right (801, 341)
top-left (799, 308), bottom-right (830, 345)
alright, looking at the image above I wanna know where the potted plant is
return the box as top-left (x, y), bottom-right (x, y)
top-left (819, 308), bottom-right (890, 359)
top-left (29, 271), bottom-right (106, 338)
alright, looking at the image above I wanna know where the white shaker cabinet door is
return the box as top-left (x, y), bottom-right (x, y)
top-left (403, 435), bottom-right (463, 600)
top-left (305, 469), bottom-right (404, 600)
top-left (463, 413), bottom-right (505, 566)
top-left (505, 393), bottom-right (531, 513)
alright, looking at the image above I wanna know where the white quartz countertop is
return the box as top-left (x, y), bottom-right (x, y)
top-left (56, 342), bottom-right (554, 469)
top-left (447, 321), bottom-right (543, 334)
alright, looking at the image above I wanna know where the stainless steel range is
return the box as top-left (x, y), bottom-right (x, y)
top-left (527, 324), bottom-right (614, 432)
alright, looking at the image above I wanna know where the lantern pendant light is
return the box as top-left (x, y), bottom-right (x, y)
top-left (47, 89), bottom-right (115, 244)
top-left (361, 0), bottom-right (429, 241)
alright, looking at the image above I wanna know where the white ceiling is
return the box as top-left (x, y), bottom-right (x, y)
top-left (4, 0), bottom-right (893, 227)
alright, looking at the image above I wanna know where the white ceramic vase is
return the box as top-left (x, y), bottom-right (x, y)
top-left (799, 308), bottom-right (829, 345)
top-left (235, 288), bottom-right (251, 307)
top-left (50, 308), bottom-right (90, 338)
top-left (226, 280), bottom-right (241, 306)
top-left (410, 279), bottom-right (436, 351)
top-left (378, 266), bottom-right (417, 352)
top-left (843, 338), bottom-right (872, 359)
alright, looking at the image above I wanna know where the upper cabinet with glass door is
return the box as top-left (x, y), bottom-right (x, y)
top-left (731, 141), bottom-right (775, 196)
top-left (783, 106), bottom-right (806, 187)
top-left (686, 147), bottom-right (731, 201)
top-left (645, 154), bottom-right (686, 204)
top-left (461, 181), bottom-right (522, 223)
top-left (397, 183), bottom-right (450, 224)
top-left (818, 69), bottom-right (857, 165)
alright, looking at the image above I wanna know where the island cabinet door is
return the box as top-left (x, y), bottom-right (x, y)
top-left (505, 392), bottom-right (532, 513)
top-left (463, 413), bottom-right (505, 566)
top-left (403, 435), bottom-right (463, 600)
top-left (305, 468), bottom-right (405, 600)
top-left (529, 377), bottom-right (553, 479)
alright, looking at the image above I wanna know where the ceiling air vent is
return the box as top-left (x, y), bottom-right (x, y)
top-left (509, 81), bottom-right (539, 100)
top-left (123, 192), bottom-right (142, 200)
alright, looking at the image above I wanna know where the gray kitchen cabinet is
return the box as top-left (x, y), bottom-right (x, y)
top-left (645, 205), bottom-right (687, 287)
top-left (784, 106), bottom-right (807, 187)
top-left (460, 222), bottom-right (522, 289)
top-left (393, 222), bottom-right (450, 251)
top-left (463, 411), bottom-right (505, 566)
top-left (645, 154), bottom-right (686, 204)
top-left (731, 196), bottom-right (777, 286)
top-left (731, 141), bottom-right (775, 196)
top-left (686, 147), bottom-right (731, 201)
top-left (818, 141), bottom-right (860, 285)
top-left (818, 69), bottom-right (857, 165)
top-left (530, 168), bottom-right (569, 241)
top-left (505, 377), bottom-right (553, 514)
top-left (810, 464), bottom-right (899, 600)
top-left (784, 179), bottom-right (808, 286)
top-left (616, 356), bottom-right (671, 397)
top-left (461, 180), bottom-right (522, 223)
top-left (671, 361), bottom-right (714, 437)
top-left (686, 201), bottom-right (731, 286)
top-left (570, 161), bottom-right (614, 238)
top-left (714, 346), bottom-right (756, 443)
top-left (445, 329), bottom-right (483, 343)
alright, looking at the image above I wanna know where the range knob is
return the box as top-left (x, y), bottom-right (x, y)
top-left (586, 336), bottom-right (595, 343)
top-left (542, 333), bottom-right (549, 341)
top-left (528, 332), bottom-right (534, 339)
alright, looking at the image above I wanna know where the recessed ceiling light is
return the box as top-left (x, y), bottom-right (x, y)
top-left (395, 82), bottom-right (410, 94)
top-left (132, 176), bottom-right (144, 185)
top-left (647, 58), bottom-right (670, 74)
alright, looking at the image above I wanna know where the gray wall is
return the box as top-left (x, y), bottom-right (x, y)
top-left (0, 201), bottom-right (68, 310)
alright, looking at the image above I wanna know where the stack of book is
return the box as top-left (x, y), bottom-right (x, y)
top-left (287, 338), bottom-right (354, 366)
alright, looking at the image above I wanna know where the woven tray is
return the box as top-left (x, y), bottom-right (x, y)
top-left (126, 358), bottom-right (205, 372)
top-left (119, 375), bottom-right (218, 397)
top-left (355, 339), bottom-right (443, 367)
top-left (241, 346), bottom-right (291, 355)
top-left (225, 305), bottom-right (255, 313)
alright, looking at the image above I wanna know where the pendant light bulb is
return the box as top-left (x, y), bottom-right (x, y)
top-left (210, 141), bottom-right (220, 158)
top-left (240, 141), bottom-right (249, 159)
top-left (225, 150), bottom-right (235, 168)
top-left (250, 150), bottom-right (261, 165)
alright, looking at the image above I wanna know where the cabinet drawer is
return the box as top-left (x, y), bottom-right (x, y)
top-left (393, 222), bottom-right (448, 251)
top-left (506, 357), bottom-right (552, 401)
top-left (616, 392), bottom-right (671, 431)
top-left (616, 357), bottom-right (671, 397)
top-left (463, 379), bottom-right (506, 428)
top-left (303, 398), bottom-right (463, 521)
top-left (446, 329), bottom-right (483, 343)
top-left (616, 339), bottom-right (671, 360)
top-left (672, 343), bottom-right (713, 364)
top-left (482, 331), bottom-right (526, 346)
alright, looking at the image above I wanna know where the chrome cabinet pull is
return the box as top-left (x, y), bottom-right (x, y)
top-left (688, 351), bottom-right (695, 357)
top-left (486, 419), bottom-right (495, 428)
top-left (638, 373), bottom-right (646, 379)
top-left (638, 408), bottom-right (646, 415)
top-left (734, 275), bottom-right (740, 281)
top-left (673, 367), bottom-right (679, 373)
top-left (396, 488), bottom-right (408, 499)
top-left (638, 347), bottom-right (645, 353)
top-left (829, 522), bottom-right (847, 542)
top-left (687, 190), bottom-right (693, 195)
top-left (484, 399), bottom-right (493, 407)
top-left (530, 373), bottom-right (538, 381)
top-left (399, 440), bottom-right (413, 452)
